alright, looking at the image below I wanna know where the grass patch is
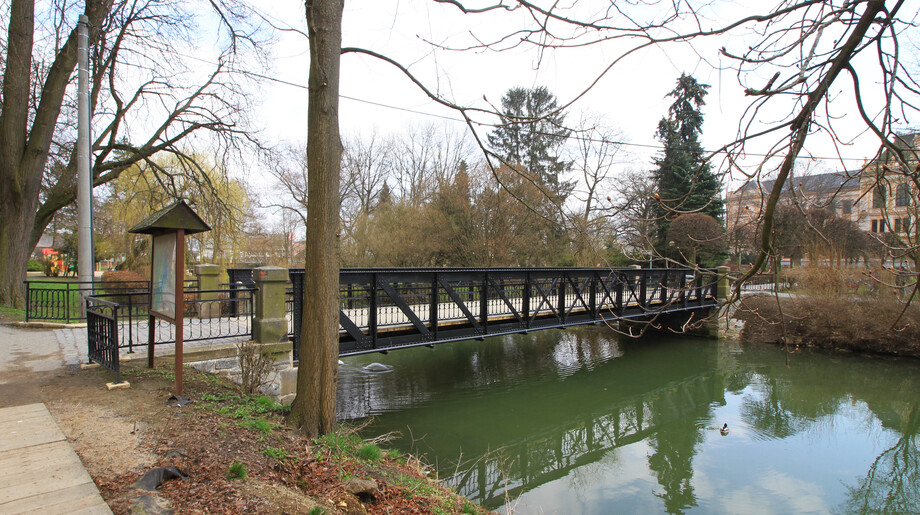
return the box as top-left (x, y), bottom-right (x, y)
top-left (199, 392), bottom-right (288, 439)
top-left (227, 461), bottom-right (247, 480)
top-left (239, 416), bottom-right (275, 435)
top-left (202, 393), bottom-right (288, 417)
top-left (123, 366), bottom-right (174, 381)
top-left (308, 508), bottom-right (325, 515)
top-left (261, 447), bottom-right (291, 460)
top-left (0, 304), bottom-right (25, 323)
top-left (355, 443), bottom-right (382, 462)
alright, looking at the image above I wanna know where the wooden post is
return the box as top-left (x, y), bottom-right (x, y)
top-left (147, 314), bottom-right (155, 368)
top-left (175, 229), bottom-right (184, 396)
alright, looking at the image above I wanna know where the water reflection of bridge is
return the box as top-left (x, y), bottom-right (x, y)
top-left (445, 372), bottom-right (723, 507)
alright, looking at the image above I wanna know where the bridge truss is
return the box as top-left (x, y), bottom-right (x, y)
top-left (288, 267), bottom-right (718, 358)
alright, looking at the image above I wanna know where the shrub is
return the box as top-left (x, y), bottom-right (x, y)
top-left (42, 259), bottom-right (61, 277)
top-left (236, 341), bottom-right (273, 395)
top-left (227, 461), bottom-right (247, 479)
top-left (735, 293), bottom-right (920, 357)
top-left (27, 259), bottom-right (43, 272)
top-left (100, 269), bottom-right (148, 291)
top-left (784, 266), bottom-right (849, 298)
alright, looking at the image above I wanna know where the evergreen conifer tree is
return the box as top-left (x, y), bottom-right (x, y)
top-left (652, 74), bottom-right (724, 247)
top-left (487, 86), bottom-right (574, 200)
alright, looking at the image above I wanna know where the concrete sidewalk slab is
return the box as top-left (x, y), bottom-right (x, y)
top-left (0, 403), bottom-right (111, 514)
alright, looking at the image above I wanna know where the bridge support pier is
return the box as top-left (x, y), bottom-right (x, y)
top-left (253, 266), bottom-right (289, 343)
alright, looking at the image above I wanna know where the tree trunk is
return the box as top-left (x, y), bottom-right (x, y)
top-left (289, 0), bottom-right (344, 437)
top-left (0, 0), bottom-right (36, 308)
top-left (0, 0), bottom-right (113, 307)
top-left (0, 203), bottom-right (38, 308)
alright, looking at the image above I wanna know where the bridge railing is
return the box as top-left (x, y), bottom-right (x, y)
top-left (288, 267), bottom-right (718, 358)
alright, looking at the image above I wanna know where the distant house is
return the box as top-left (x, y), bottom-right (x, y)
top-left (31, 233), bottom-right (62, 261)
top-left (725, 170), bottom-right (863, 237)
top-left (858, 133), bottom-right (919, 236)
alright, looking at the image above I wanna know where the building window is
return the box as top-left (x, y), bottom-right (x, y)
top-left (895, 217), bottom-right (911, 233)
top-left (895, 218), bottom-right (902, 232)
top-left (896, 183), bottom-right (911, 207)
top-left (873, 184), bottom-right (887, 209)
top-left (872, 219), bottom-right (878, 233)
top-left (842, 200), bottom-right (852, 214)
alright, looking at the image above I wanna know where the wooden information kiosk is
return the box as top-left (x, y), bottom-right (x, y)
top-left (129, 200), bottom-right (210, 395)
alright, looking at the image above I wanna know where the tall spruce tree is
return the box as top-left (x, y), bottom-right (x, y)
top-left (487, 86), bottom-right (574, 200)
top-left (652, 74), bottom-right (724, 247)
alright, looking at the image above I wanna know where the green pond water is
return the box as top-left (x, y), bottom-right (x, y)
top-left (336, 327), bottom-right (920, 514)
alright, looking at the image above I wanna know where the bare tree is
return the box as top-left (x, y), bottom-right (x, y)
top-left (568, 114), bottom-right (628, 265)
top-left (609, 169), bottom-right (658, 258)
top-left (0, 0), bottom-right (267, 306)
top-left (387, 123), bottom-right (475, 208)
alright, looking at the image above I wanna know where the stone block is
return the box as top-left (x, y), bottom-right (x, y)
top-left (213, 358), bottom-right (238, 370)
top-left (279, 367), bottom-right (299, 396)
top-left (252, 317), bottom-right (288, 344)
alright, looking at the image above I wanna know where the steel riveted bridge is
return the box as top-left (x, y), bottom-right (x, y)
top-left (287, 267), bottom-right (719, 359)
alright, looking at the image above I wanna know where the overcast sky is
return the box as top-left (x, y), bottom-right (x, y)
top-left (246, 1), bottom-right (909, 189)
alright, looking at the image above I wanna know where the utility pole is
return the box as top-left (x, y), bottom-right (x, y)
top-left (77, 15), bottom-right (93, 290)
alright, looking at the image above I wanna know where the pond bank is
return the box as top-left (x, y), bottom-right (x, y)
top-left (732, 293), bottom-right (920, 358)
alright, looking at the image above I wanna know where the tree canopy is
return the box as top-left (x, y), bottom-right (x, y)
top-left (0, 0), bottom-right (265, 307)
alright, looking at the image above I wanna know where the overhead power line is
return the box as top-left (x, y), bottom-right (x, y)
top-left (176, 50), bottom-right (875, 164)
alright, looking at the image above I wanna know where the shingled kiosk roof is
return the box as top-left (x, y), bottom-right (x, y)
top-left (128, 199), bottom-right (211, 235)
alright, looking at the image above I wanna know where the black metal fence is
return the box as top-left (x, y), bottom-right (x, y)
top-left (227, 268), bottom-right (256, 317)
top-left (86, 296), bottom-right (121, 381)
top-left (288, 267), bottom-right (718, 358)
top-left (737, 273), bottom-right (778, 292)
top-left (25, 278), bottom-right (198, 323)
top-left (82, 287), bottom-right (256, 368)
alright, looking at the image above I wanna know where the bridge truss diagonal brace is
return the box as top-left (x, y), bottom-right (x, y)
top-left (529, 278), bottom-right (561, 325)
top-left (438, 278), bottom-right (484, 334)
top-left (340, 311), bottom-right (371, 347)
top-left (486, 277), bottom-right (523, 325)
top-left (564, 275), bottom-right (591, 318)
top-left (622, 273), bottom-right (643, 307)
top-left (595, 275), bottom-right (617, 310)
top-left (378, 281), bottom-right (433, 340)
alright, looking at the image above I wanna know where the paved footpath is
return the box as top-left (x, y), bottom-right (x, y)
top-left (0, 324), bottom-right (111, 514)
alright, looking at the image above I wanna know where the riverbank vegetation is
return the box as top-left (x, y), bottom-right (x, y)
top-left (45, 361), bottom-right (487, 514)
top-left (733, 266), bottom-right (920, 358)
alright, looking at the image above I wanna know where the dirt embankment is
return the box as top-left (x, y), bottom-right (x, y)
top-left (733, 293), bottom-right (920, 358)
top-left (41, 363), bottom-right (488, 514)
